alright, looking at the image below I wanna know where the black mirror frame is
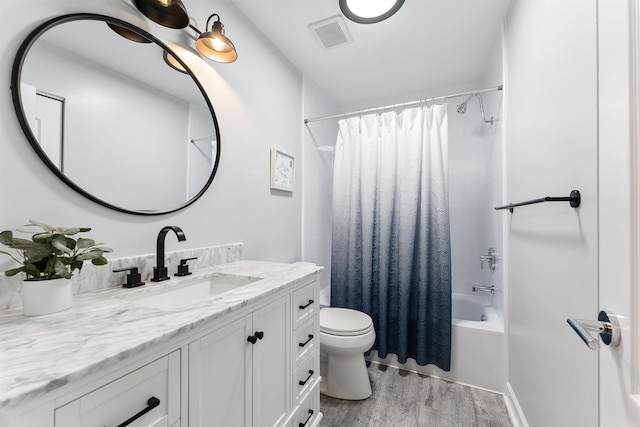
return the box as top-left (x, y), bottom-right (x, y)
top-left (10, 13), bottom-right (221, 216)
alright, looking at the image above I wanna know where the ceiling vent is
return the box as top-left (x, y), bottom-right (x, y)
top-left (309, 15), bottom-right (352, 49)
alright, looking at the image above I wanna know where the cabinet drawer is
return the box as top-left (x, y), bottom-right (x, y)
top-left (294, 317), bottom-right (317, 367)
top-left (293, 283), bottom-right (317, 329)
top-left (55, 350), bottom-right (180, 427)
top-left (293, 351), bottom-right (319, 404)
top-left (290, 382), bottom-right (320, 427)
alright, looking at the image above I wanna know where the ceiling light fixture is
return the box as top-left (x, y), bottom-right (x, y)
top-left (190, 14), bottom-right (238, 63)
top-left (133, 0), bottom-right (190, 29)
top-left (339, 0), bottom-right (405, 24)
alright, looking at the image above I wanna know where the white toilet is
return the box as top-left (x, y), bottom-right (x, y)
top-left (319, 307), bottom-right (376, 400)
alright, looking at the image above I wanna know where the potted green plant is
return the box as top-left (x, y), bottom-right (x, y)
top-left (0, 220), bottom-right (112, 316)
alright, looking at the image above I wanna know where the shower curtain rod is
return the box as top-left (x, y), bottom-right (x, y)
top-left (304, 85), bottom-right (503, 124)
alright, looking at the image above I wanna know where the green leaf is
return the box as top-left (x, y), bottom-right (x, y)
top-left (12, 237), bottom-right (34, 246)
top-left (56, 227), bottom-right (91, 235)
top-left (71, 260), bottom-right (83, 271)
top-left (5, 266), bottom-right (25, 277)
top-left (76, 238), bottom-right (96, 249)
top-left (54, 260), bottom-right (72, 278)
top-left (23, 243), bottom-right (54, 264)
top-left (76, 251), bottom-right (103, 261)
top-left (52, 239), bottom-right (73, 254)
top-left (0, 231), bottom-right (14, 246)
top-left (91, 256), bottom-right (108, 266)
top-left (26, 220), bottom-right (52, 232)
top-left (22, 263), bottom-right (42, 279)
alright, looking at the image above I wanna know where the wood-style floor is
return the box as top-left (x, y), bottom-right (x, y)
top-left (320, 362), bottom-right (512, 427)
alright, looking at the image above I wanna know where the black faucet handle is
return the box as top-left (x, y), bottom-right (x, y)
top-left (113, 267), bottom-right (145, 288)
top-left (175, 257), bottom-right (197, 277)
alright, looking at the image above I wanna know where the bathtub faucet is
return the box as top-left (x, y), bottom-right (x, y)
top-left (472, 285), bottom-right (496, 294)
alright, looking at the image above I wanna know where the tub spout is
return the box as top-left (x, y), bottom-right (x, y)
top-left (472, 285), bottom-right (496, 294)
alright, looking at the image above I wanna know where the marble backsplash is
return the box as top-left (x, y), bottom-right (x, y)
top-left (0, 243), bottom-right (244, 310)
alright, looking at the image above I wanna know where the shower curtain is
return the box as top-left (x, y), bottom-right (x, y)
top-left (330, 104), bottom-right (452, 371)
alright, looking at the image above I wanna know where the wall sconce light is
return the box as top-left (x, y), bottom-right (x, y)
top-left (132, 0), bottom-right (190, 29)
top-left (112, 2), bottom-right (239, 70)
top-left (190, 14), bottom-right (238, 63)
top-left (107, 23), bottom-right (152, 43)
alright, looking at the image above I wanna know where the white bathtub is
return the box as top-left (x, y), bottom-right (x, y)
top-left (368, 293), bottom-right (505, 392)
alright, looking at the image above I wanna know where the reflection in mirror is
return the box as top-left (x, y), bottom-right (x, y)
top-left (12, 14), bottom-right (220, 215)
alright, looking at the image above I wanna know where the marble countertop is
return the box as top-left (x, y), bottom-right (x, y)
top-left (0, 260), bottom-right (322, 410)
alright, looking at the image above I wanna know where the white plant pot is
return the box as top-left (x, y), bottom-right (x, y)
top-left (21, 278), bottom-right (73, 316)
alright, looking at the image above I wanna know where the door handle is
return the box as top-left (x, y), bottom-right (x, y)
top-left (566, 310), bottom-right (620, 350)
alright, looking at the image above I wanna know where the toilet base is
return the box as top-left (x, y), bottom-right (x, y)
top-left (320, 351), bottom-right (372, 400)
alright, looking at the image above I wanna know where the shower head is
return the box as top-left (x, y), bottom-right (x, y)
top-left (456, 94), bottom-right (476, 115)
top-left (455, 93), bottom-right (496, 125)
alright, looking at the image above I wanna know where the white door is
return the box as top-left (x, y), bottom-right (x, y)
top-left (20, 83), bottom-right (64, 170)
top-left (597, 0), bottom-right (640, 425)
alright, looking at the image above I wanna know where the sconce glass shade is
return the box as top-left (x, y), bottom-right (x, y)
top-left (195, 18), bottom-right (237, 63)
top-left (133, 0), bottom-right (190, 29)
top-left (107, 23), bottom-right (152, 43)
top-left (163, 51), bottom-right (188, 74)
top-left (339, 0), bottom-right (405, 24)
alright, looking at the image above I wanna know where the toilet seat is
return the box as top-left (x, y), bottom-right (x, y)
top-left (320, 308), bottom-right (374, 337)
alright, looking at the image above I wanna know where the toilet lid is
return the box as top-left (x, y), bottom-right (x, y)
top-left (320, 308), bottom-right (374, 337)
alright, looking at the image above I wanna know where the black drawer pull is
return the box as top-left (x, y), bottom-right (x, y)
top-left (298, 369), bottom-right (314, 386)
top-left (248, 331), bottom-right (265, 344)
top-left (298, 299), bottom-right (314, 310)
top-left (298, 334), bottom-right (314, 348)
top-left (299, 409), bottom-right (314, 427)
top-left (116, 396), bottom-right (160, 427)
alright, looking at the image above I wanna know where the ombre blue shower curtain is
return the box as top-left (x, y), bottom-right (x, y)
top-left (330, 104), bottom-right (452, 371)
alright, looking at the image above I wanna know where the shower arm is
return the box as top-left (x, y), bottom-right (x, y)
top-left (460, 94), bottom-right (495, 125)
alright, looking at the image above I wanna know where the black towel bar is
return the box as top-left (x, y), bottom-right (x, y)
top-left (495, 190), bottom-right (581, 213)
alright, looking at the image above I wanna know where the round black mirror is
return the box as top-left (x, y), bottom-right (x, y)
top-left (11, 14), bottom-right (220, 215)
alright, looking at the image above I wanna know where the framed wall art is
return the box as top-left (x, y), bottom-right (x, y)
top-left (270, 148), bottom-right (294, 192)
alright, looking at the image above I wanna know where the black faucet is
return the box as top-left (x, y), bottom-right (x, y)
top-left (151, 226), bottom-right (186, 282)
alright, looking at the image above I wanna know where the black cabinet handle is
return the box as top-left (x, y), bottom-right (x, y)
top-left (248, 331), bottom-right (265, 344)
top-left (298, 334), bottom-right (314, 348)
top-left (298, 369), bottom-right (314, 386)
top-left (298, 299), bottom-right (314, 310)
top-left (116, 396), bottom-right (160, 427)
top-left (299, 409), bottom-right (314, 427)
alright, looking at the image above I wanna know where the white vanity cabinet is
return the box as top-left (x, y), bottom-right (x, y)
top-left (188, 294), bottom-right (291, 427)
top-left (54, 350), bottom-right (181, 427)
top-left (0, 272), bottom-right (322, 427)
top-left (289, 282), bottom-right (322, 427)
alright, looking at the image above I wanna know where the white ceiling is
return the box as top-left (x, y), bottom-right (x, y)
top-left (230, 0), bottom-right (512, 107)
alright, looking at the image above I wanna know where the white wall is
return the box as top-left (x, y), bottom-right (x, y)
top-left (482, 33), bottom-right (506, 323)
top-left (301, 78), bottom-right (338, 305)
top-left (504, 1), bottom-right (599, 426)
top-left (0, 0), bottom-right (304, 294)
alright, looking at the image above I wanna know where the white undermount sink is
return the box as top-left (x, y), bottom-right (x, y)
top-left (125, 274), bottom-right (260, 311)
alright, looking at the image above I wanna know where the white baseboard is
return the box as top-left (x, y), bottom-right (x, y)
top-left (503, 382), bottom-right (529, 427)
